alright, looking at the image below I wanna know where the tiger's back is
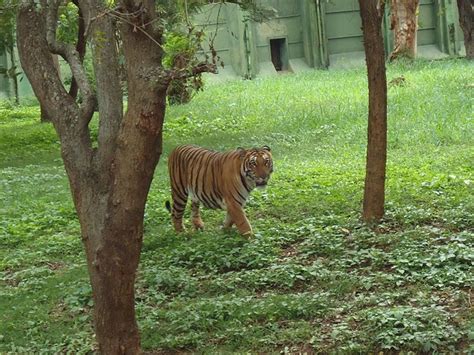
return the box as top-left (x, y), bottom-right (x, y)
top-left (168, 145), bottom-right (236, 210)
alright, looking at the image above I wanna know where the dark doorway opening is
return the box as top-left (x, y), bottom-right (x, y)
top-left (270, 38), bottom-right (286, 71)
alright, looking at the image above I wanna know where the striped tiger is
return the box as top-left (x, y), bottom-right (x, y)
top-left (166, 144), bottom-right (273, 236)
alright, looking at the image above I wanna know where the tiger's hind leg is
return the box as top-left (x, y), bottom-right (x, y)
top-left (191, 200), bottom-right (205, 230)
top-left (222, 211), bottom-right (234, 231)
top-left (171, 190), bottom-right (187, 233)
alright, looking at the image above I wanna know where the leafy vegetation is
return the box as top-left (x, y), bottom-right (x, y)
top-left (0, 59), bottom-right (473, 353)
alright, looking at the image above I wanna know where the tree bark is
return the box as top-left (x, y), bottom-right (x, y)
top-left (457, 0), bottom-right (474, 59)
top-left (40, 106), bottom-right (50, 123)
top-left (41, 54), bottom-right (61, 123)
top-left (390, 0), bottom-right (420, 61)
top-left (359, 0), bottom-right (388, 223)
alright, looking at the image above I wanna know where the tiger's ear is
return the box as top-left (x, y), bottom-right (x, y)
top-left (237, 147), bottom-right (246, 159)
top-left (262, 145), bottom-right (271, 152)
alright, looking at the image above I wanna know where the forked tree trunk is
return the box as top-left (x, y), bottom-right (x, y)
top-left (17, 0), bottom-right (167, 352)
top-left (359, 0), bottom-right (388, 222)
top-left (457, 0), bottom-right (474, 59)
top-left (390, 0), bottom-right (420, 61)
top-left (17, 0), bottom-right (216, 349)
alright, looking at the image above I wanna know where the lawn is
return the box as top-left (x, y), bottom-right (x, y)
top-left (0, 59), bottom-right (473, 353)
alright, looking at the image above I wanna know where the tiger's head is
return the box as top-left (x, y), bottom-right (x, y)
top-left (239, 146), bottom-right (273, 189)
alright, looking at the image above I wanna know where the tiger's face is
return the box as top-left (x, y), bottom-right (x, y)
top-left (240, 146), bottom-right (273, 189)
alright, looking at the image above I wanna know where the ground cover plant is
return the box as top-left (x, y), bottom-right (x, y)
top-left (0, 59), bottom-right (473, 353)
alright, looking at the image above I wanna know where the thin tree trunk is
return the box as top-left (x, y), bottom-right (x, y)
top-left (457, 0), bottom-right (474, 59)
top-left (390, 0), bottom-right (420, 61)
top-left (359, 0), bottom-right (388, 222)
top-left (8, 43), bottom-right (19, 105)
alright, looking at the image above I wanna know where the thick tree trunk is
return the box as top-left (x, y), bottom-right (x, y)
top-left (457, 0), bottom-right (474, 59)
top-left (84, 90), bottom-right (166, 354)
top-left (390, 0), bottom-right (420, 61)
top-left (17, 1), bottom-right (167, 353)
top-left (359, 0), bottom-right (388, 222)
top-left (79, 196), bottom-right (144, 354)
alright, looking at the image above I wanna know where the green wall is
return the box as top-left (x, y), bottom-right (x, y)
top-left (418, 0), bottom-right (437, 46)
top-left (322, 0), bottom-right (459, 60)
top-left (324, 0), bottom-right (363, 54)
top-left (196, 0), bottom-right (324, 77)
top-left (194, 0), bottom-right (464, 78)
top-left (0, 0), bottom-right (467, 96)
top-left (253, 1), bottom-right (303, 62)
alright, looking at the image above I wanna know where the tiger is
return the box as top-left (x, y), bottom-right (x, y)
top-left (165, 144), bottom-right (273, 236)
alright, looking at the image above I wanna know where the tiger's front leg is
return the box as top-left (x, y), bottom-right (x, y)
top-left (225, 201), bottom-right (253, 236)
top-left (191, 201), bottom-right (205, 230)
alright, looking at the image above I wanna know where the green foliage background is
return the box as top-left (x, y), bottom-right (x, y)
top-left (0, 59), bottom-right (473, 353)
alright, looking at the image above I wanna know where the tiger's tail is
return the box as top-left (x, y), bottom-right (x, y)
top-left (165, 200), bottom-right (171, 213)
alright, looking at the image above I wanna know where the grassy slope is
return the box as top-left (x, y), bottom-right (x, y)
top-left (0, 59), bottom-right (473, 353)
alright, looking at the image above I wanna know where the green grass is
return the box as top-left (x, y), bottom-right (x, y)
top-left (1, 59), bottom-right (473, 353)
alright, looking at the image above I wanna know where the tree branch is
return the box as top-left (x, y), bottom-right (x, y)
top-left (68, 0), bottom-right (87, 100)
top-left (137, 62), bottom-right (217, 89)
top-left (17, 0), bottom-right (94, 187)
top-left (106, 9), bottom-right (164, 50)
top-left (45, 0), bottom-right (96, 126)
top-left (89, 9), bottom-right (124, 181)
top-left (166, 62), bottom-right (218, 83)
